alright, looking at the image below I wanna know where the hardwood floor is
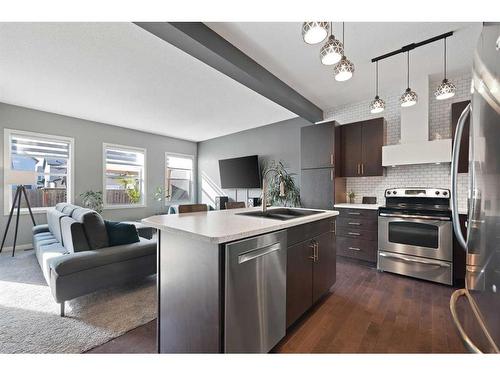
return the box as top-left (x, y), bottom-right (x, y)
top-left (87, 257), bottom-right (466, 354)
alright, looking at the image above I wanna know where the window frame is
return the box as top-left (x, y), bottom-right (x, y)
top-left (165, 152), bottom-right (194, 205)
top-left (3, 128), bottom-right (75, 215)
top-left (102, 143), bottom-right (147, 210)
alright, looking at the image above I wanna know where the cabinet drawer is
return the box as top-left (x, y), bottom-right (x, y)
top-left (337, 208), bottom-right (378, 219)
top-left (336, 237), bottom-right (377, 263)
top-left (337, 216), bottom-right (377, 231)
top-left (287, 218), bottom-right (334, 247)
top-left (337, 227), bottom-right (377, 241)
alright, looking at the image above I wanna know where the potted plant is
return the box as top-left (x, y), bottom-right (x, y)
top-left (263, 160), bottom-right (300, 207)
top-left (80, 190), bottom-right (103, 213)
top-left (347, 191), bottom-right (356, 204)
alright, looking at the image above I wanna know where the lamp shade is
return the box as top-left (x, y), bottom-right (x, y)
top-left (4, 170), bottom-right (38, 185)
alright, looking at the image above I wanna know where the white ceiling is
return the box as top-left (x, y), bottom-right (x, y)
top-left (206, 22), bottom-right (483, 109)
top-left (0, 22), bottom-right (295, 142)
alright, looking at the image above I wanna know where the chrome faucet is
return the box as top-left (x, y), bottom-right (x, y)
top-left (262, 168), bottom-right (285, 213)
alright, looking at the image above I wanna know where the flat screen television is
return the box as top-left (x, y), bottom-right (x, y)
top-left (218, 155), bottom-right (261, 189)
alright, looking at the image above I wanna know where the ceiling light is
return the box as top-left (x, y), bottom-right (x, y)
top-left (320, 23), bottom-right (343, 65)
top-left (334, 56), bottom-right (354, 81)
top-left (370, 61), bottom-right (385, 113)
top-left (302, 22), bottom-right (329, 45)
top-left (333, 23), bottom-right (354, 82)
top-left (400, 51), bottom-right (417, 107)
top-left (434, 37), bottom-right (456, 100)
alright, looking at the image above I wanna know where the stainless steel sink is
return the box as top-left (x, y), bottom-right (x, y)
top-left (237, 208), bottom-right (324, 221)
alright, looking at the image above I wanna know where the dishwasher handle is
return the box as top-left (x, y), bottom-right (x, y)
top-left (238, 242), bottom-right (281, 264)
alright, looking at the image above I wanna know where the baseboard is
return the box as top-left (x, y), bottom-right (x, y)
top-left (1, 243), bottom-right (33, 252)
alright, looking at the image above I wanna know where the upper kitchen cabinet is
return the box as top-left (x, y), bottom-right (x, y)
top-left (340, 118), bottom-right (384, 177)
top-left (300, 121), bottom-right (341, 171)
top-left (451, 100), bottom-right (471, 173)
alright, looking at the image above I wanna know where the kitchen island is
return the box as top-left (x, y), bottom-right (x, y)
top-left (143, 206), bottom-right (338, 353)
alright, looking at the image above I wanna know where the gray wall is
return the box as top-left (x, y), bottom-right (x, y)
top-left (0, 102), bottom-right (197, 248)
top-left (197, 117), bottom-right (311, 206)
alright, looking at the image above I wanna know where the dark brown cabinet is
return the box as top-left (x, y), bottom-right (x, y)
top-left (339, 118), bottom-right (384, 177)
top-left (286, 218), bottom-right (336, 328)
top-left (451, 100), bottom-right (471, 173)
top-left (336, 208), bottom-right (378, 263)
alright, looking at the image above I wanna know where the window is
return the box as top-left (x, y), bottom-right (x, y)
top-left (165, 153), bottom-right (193, 204)
top-left (103, 143), bottom-right (146, 208)
top-left (3, 129), bottom-right (74, 214)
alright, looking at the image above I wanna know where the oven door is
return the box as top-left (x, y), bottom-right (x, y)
top-left (378, 215), bottom-right (453, 261)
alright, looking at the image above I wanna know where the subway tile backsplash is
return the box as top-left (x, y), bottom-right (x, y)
top-left (324, 72), bottom-right (471, 212)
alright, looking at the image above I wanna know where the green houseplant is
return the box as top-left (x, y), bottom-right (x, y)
top-left (80, 190), bottom-right (103, 213)
top-left (263, 160), bottom-right (301, 207)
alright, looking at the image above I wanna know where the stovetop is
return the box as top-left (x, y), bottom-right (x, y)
top-left (380, 187), bottom-right (452, 217)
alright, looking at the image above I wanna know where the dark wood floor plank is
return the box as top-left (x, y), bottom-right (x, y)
top-left (88, 257), bottom-right (467, 354)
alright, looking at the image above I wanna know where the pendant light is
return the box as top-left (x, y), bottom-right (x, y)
top-left (320, 22), bottom-right (343, 65)
top-left (400, 51), bottom-right (417, 107)
top-left (333, 23), bottom-right (355, 82)
top-left (434, 37), bottom-right (456, 100)
top-left (370, 61), bottom-right (385, 113)
top-left (302, 22), bottom-right (329, 45)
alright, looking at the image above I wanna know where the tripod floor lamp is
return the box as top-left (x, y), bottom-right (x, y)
top-left (0, 170), bottom-right (37, 257)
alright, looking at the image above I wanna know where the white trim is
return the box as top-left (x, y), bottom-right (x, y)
top-left (165, 152), bottom-right (195, 206)
top-left (3, 128), bottom-right (74, 215)
top-left (102, 142), bottom-right (147, 209)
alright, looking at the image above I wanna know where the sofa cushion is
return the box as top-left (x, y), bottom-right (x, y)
top-left (61, 204), bottom-right (80, 216)
top-left (46, 209), bottom-right (67, 244)
top-left (32, 224), bottom-right (50, 235)
top-left (55, 203), bottom-right (68, 212)
top-left (71, 208), bottom-right (109, 249)
top-left (33, 232), bottom-right (57, 250)
top-left (48, 238), bottom-right (156, 276)
top-left (35, 242), bottom-right (68, 283)
top-left (105, 221), bottom-right (140, 246)
top-left (60, 216), bottom-right (90, 253)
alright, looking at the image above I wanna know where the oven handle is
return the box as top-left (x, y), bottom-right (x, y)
top-left (379, 212), bottom-right (450, 221)
top-left (451, 103), bottom-right (470, 251)
top-left (379, 252), bottom-right (451, 268)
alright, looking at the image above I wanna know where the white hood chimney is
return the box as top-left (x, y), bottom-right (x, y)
top-left (382, 76), bottom-right (452, 166)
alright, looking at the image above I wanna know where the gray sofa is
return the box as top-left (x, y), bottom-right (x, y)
top-left (33, 203), bottom-right (156, 316)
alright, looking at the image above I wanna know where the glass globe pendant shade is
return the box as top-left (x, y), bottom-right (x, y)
top-left (370, 95), bottom-right (385, 114)
top-left (302, 22), bottom-right (329, 45)
top-left (434, 78), bottom-right (456, 100)
top-left (400, 88), bottom-right (418, 107)
top-left (333, 56), bottom-right (354, 82)
top-left (320, 35), bottom-right (343, 65)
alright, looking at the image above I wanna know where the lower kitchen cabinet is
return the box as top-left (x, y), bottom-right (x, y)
top-left (335, 208), bottom-right (378, 263)
top-left (286, 218), bottom-right (336, 328)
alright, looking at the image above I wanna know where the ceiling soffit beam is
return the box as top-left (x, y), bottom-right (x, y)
top-left (134, 22), bottom-right (323, 123)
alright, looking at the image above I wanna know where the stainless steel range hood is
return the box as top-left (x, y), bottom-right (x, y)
top-left (382, 76), bottom-right (452, 166)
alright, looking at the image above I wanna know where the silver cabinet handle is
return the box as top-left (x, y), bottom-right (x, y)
top-left (450, 289), bottom-right (499, 353)
top-left (348, 247), bottom-right (361, 251)
top-left (238, 243), bottom-right (280, 264)
top-left (379, 252), bottom-right (450, 267)
top-left (379, 212), bottom-right (450, 221)
top-left (314, 243), bottom-right (319, 261)
top-left (451, 103), bottom-right (470, 251)
top-left (347, 211), bottom-right (360, 215)
top-left (308, 241), bottom-right (317, 261)
top-left (348, 232), bottom-right (360, 236)
top-left (348, 222), bottom-right (361, 225)
top-left (330, 153), bottom-right (334, 165)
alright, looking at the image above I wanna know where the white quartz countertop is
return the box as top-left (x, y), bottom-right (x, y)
top-left (142, 207), bottom-right (339, 244)
top-left (334, 203), bottom-right (380, 210)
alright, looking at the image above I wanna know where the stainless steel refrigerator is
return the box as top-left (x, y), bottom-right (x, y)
top-left (450, 22), bottom-right (500, 353)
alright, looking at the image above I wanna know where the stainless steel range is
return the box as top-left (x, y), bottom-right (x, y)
top-left (377, 188), bottom-right (453, 285)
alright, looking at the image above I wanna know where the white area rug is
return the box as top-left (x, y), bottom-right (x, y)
top-left (0, 250), bottom-right (156, 353)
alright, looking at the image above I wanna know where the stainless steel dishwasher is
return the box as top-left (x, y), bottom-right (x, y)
top-left (224, 230), bottom-right (287, 353)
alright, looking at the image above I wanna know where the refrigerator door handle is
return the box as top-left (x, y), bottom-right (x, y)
top-left (451, 103), bottom-right (471, 251)
top-left (450, 289), bottom-right (500, 353)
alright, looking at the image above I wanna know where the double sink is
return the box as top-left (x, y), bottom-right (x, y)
top-left (237, 207), bottom-right (324, 221)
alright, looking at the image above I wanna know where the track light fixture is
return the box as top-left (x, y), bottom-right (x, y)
top-left (333, 23), bottom-right (354, 82)
top-left (400, 51), bottom-right (417, 107)
top-left (302, 22), bottom-right (329, 45)
top-left (370, 61), bottom-right (385, 113)
top-left (320, 22), bottom-right (343, 65)
top-left (434, 37), bottom-right (456, 100)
